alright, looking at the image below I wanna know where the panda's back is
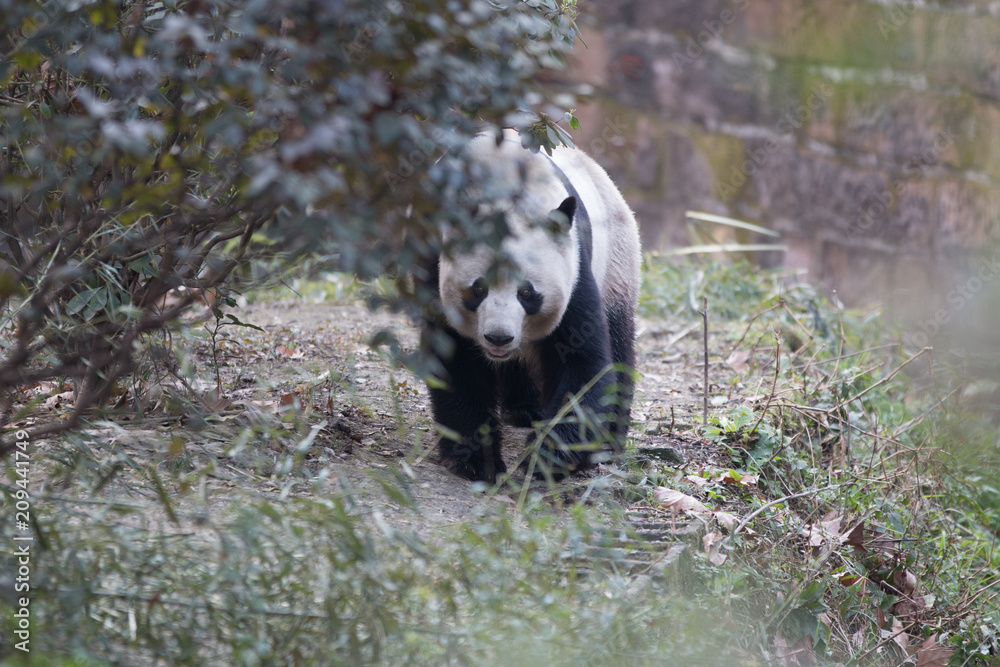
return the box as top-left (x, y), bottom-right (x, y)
top-left (547, 140), bottom-right (641, 312)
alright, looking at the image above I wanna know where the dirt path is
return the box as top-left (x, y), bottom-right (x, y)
top-left (25, 293), bottom-right (739, 547)
top-left (179, 297), bottom-right (732, 528)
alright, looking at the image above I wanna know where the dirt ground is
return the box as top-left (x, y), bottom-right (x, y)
top-left (177, 297), bottom-right (735, 527)
top-left (33, 295), bottom-right (740, 548)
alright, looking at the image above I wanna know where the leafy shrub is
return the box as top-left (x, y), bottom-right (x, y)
top-left (0, 0), bottom-right (580, 441)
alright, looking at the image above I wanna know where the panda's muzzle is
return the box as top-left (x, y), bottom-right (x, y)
top-left (484, 332), bottom-right (514, 347)
top-left (483, 332), bottom-right (515, 359)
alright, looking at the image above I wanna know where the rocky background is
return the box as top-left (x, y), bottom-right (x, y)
top-left (566, 0), bottom-right (1000, 315)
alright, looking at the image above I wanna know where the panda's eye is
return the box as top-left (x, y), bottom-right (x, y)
top-left (517, 282), bottom-right (543, 315)
top-left (462, 279), bottom-right (489, 312)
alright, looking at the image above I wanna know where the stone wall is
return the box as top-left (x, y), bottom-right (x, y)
top-left (567, 0), bottom-right (1000, 310)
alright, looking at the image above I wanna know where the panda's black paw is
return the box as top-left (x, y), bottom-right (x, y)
top-left (502, 404), bottom-right (545, 429)
top-left (441, 444), bottom-right (507, 484)
top-left (521, 433), bottom-right (588, 481)
top-left (438, 434), bottom-right (506, 483)
top-left (447, 458), bottom-right (507, 484)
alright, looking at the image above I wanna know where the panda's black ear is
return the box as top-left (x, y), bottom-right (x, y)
top-left (553, 196), bottom-right (576, 229)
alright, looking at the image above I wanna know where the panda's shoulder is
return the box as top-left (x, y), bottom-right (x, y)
top-left (548, 143), bottom-right (614, 191)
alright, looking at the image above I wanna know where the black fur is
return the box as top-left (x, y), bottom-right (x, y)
top-left (529, 239), bottom-right (617, 476)
top-left (426, 329), bottom-right (507, 482)
top-left (426, 234), bottom-right (633, 483)
top-left (605, 300), bottom-right (636, 440)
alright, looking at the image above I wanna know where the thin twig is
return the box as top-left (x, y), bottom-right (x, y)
top-left (826, 289), bottom-right (846, 396)
top-left (790, 343), bottom-right (899, 371)
top-left (828, 347), bottom-right (932, 415)
top-left (780, 401), bottom-right (911, 450)
top-left (750, 330), bottom-right (780, 437)
top-left (700, 296), bottom-right (708, 425)
top-left (729, 485), bottom-right (841, 539)
top-left (890, 384), bottom-right (962, 439)
top-left (728, 302), bottom-right (781, 358)
top-left (852, 618), bottom-right (919, 664)
top-left (780, 299), bottom-right (815, 345)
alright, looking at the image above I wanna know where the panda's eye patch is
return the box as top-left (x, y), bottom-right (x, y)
top-left (462, 278), bottom-right (488, 312)
top-left (517, 282), bottom-right (543, 315)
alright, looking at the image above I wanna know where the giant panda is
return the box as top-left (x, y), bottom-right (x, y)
top-left (423, 129), bottom-right (641, 483)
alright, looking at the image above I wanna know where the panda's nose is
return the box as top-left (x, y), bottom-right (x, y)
top-left (484, 332), bottom-right (514, 347)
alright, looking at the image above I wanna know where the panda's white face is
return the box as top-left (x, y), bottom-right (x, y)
top-left (439, 212), bottom-right (579, 361)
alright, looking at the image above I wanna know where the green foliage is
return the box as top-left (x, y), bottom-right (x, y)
top-left (0, 0), bottom-right (581, 440)
top-left (0, 466), bottom-right (742, 665)
top-left (640, 257), bottom-right (1000, 664)
top-left (704, 405), bottom-right (788, 472)
top-left (641, 255), bottom-right (774, 319)
top-left (0, 258), bottom-right (998, 664)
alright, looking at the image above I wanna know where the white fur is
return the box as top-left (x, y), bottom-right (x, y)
top-left (439, 129), bottom-right (641, 361)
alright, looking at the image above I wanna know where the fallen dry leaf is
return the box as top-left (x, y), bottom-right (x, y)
top-left (43, 390), bottom-right (75, 411)
top-left (275, 345), bottom-right (305, 359)
top-left (774, 629), bottom-right (819, 667)
top-left (713, 511), bottom-right (737, 532)
top-left (880, 616), bottom-right (910, 654)
top-left (726, 349), bottom-right (751, 373)
top-left (653, 487), bottom-right (711, 516)
top-left (803, 513), bottom-right (843, 548)
top-left (916, 634), bottom-right (954, 667)
top-left (718, 470), bottom-right (758, 486)
top-left (893, 568), bottom-right (917, 597)
top-left (702, 531), bottom-right (727, 566)
top-left (684, 474), bottom-right (709, 488)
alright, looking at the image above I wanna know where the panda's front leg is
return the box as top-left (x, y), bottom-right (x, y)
top-left (532, 268), bottom-right (616, 477)
top-left (427, 327), bottom-right (506, 483)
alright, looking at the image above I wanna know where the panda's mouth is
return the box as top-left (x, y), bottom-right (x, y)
top-left (485, 347), bottom-right (513, 360)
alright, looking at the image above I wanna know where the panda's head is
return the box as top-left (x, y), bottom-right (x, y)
top-left (439, 196), bottom-right (579, 361)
